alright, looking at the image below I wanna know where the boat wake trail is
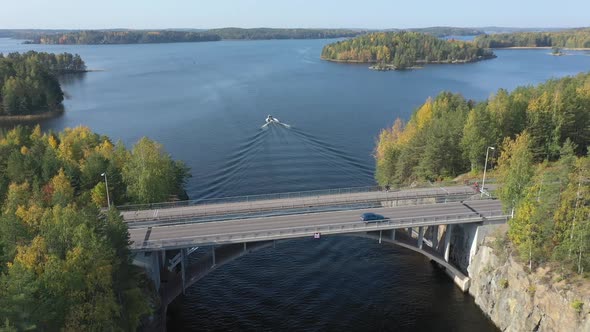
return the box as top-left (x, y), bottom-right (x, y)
top-left (197, 123), bottom-right (374, 199)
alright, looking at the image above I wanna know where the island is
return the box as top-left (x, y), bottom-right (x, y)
top-left (474, 28), bottom-right (590, 49)
top-left (321, 31), bottom-right (495, 70)
top-left (0, 51), bottom-right (86, 119)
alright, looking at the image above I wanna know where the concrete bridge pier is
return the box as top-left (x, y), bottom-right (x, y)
top-left (444, 224), bottom-right (453, 262)
top-left (417, 226), bottom-right (424, 249)
top-left (180, 248), bottom-right (187, 295)
top-left (432, 226), bottom-right (439, 250)
top-left (132, 250), bottom-right (164, 292)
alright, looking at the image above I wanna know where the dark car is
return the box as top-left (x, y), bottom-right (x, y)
top-left (361, 212), bottom-right (385, 223)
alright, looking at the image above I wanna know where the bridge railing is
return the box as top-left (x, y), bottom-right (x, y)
top-left (123, 188), bottom-right (481, 224)
top-left (117, 180), bottom-right (494, 212)
top-left (119, 185), bottom-right (382, 211)
top-left (134, 210), bottom-right (509, 251)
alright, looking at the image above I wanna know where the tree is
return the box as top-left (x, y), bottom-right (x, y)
top-left (497, 132), bottom-right (535, 210)
top-left (123, 137), bottom-right (176, 203)
top-left (461, 103), bottom-right (497, 171)
top-left (553, 156), bottom-right (590, 273)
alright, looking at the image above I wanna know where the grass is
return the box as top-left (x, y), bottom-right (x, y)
top-left (571, 300), bottom-right (584, 313)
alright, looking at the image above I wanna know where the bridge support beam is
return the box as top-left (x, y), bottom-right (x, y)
top-left (407, 227), bottom-right (413, 237)
top-left (181, 248), bottom-right (187, 295)
top-left (243, 242), bottom-right (247, 252)
top-left (391, 229), bottom-right (396, 240)
top-left (444, 224), bottom-right (453, 262)
top-left (432, 226), bottom-right (439, 250)
top-left (152, 252), bottom-right (161, 291)
top-left (212, 246), bottom-right (216, 267)
top-left (418, 227), bottom-right (424, 249)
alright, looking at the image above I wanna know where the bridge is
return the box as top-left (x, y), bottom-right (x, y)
top-left (125, 184), bottom-right (508, 324)
top-left (120, 184), bottom-right (483, 224)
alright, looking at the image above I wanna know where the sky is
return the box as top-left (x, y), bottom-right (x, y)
top-left (0, 0), bottom-right (588, 30)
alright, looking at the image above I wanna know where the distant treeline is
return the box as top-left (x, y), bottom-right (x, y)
top-left (25, 30), bottom-right (222, 45)
top-left (475, 28), bottom-right (590, 48)
top-left (321, 31), bottom-right (494, 69)
top-left (0, 51), bottom-right (86, 116)
top-left (20, 28), bottom-right (363, 45)
top-left (209, 28), bottom-right (362, 40)
top-left (11, 27), bottom-right (489, 45)
top-left (404, 27), bottom-right (484, 37)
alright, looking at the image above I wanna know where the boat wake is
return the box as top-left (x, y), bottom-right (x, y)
top-left (196, 119), bottom-right (372, 199)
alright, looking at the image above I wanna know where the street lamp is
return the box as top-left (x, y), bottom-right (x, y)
top-left (101, 172), bottom-right (111, 208)
top-left (481, 147), bottom-right (495, 198)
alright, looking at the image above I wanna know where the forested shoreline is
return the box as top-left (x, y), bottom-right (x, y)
top-left (321, 31), bottom-right (495, 69)
top-left (375, 73), bottom-right (590, 275)
top-left (25, 30), bottom-right (222, 45)
top-left (0, 51), bottom-right (86, 117)
top-left (4, 27), bottom-right (485, 45)
top-left (20, 28), bottom-right (364, 45)
top-left (0, 126), bottom-right (190, 330)
top-left (475, 28), bottom-right (590, 48)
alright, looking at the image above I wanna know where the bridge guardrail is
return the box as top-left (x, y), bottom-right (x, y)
top-left (118, 181), bottom-right (496, 212)
top-left (119, 185), bottom-right (383, 211)
top-left (124, 188), bottom-right (481, 224)
top-left (134, 210), bottom-right (509, 251)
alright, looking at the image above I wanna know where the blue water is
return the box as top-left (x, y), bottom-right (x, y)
top-left (2, 38), bottom-right (589, 331)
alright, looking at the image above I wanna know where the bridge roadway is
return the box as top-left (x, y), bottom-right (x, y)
top-left (121, 185), bottom-right (479, 223)
top-left (130, 199), bottom-right (506, 251)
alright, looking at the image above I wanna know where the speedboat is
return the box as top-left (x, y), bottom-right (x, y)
top-left (265, 115), bottom-right (279, 124)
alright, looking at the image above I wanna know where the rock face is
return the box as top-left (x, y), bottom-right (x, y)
top-left (468, 244), bottom-right (590, 332)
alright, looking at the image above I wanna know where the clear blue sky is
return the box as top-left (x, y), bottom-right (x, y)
top-left (1, 0), bottom-right (587, 29)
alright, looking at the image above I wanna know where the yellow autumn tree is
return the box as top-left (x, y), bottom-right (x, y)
top-left (15, 204), bottom-right (45, 233)
top-left (13, 236), bottom-right (48, 275)
top-left (49, 169), bottom-right (74, 206)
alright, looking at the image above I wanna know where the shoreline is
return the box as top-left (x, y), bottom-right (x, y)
top-left (322, 54), bottom-right (497, 70)
top-left (0, 108), bottom-right (64, 122)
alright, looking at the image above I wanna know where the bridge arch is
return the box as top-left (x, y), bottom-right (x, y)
top-left (156, 226), bottom-right (469, 310)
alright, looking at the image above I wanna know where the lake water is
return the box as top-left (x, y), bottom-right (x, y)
top-left (2, 38), bottom-right (589, 331)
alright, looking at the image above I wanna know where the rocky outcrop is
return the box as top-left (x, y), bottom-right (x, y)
top-left (468, 242), bottom-right (590, 331)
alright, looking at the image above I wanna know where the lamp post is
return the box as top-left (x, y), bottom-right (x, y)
top-left (481, 147), bottom-right (495, 198)
top-left (101, 172), bottom-right (111, 208)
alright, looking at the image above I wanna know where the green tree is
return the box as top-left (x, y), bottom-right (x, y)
top-left (461, 103), bottom-right (497, 171)
top-left (123, 137), bottom-right (176, 203)
top-left (497, 131), bottom-right (535, 210)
